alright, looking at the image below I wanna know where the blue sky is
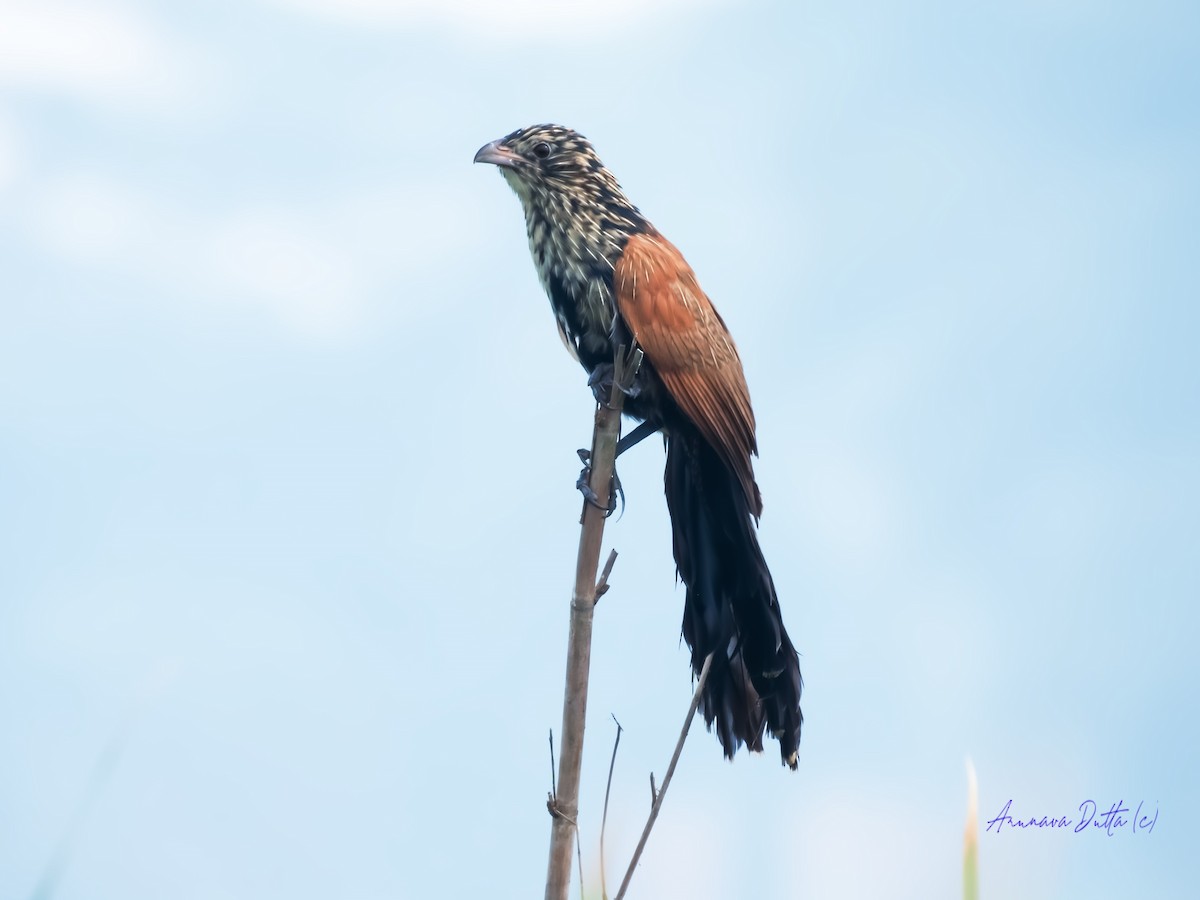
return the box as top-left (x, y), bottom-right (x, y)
top-left (1, 1), bottom-right (1196, 897)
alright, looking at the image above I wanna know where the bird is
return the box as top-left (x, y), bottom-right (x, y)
top-left (474, 124), bottom-right (803, 768)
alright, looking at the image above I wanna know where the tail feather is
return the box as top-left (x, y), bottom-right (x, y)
top-left (665, 427), bottom-right (803, 767)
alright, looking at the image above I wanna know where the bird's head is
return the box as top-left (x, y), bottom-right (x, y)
top-left (474, 124), bottom-right (604, 203)
top-left (473, 124), bottom-right (644, 239)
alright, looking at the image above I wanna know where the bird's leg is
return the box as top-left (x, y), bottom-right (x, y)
top-left (577, 420), bottom-right (659, 466)
top-left (576, 421), bottom-right (658, 515)
top-left (577, 349), bottom-right (647, 515)
top-left (616, 419), bottom-right (659, 457)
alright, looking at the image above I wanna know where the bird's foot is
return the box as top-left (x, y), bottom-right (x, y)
top-left (576, 451), bottom-right (624, 517)
top-left (588, 363), bottom-right (641, 407)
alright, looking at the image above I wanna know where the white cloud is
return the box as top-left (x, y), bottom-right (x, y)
top-left (32, 172), bottom-right (151, 263)
top-left (0, 110), bottom-right (20, 193)
top-left (260, 0), bottom-right (725, 40)
top-left (207, 212), bottom-right (362, 337)
top-left (0, 1), bottom-right (212, 110)
top-left (23, 171), bottom-right (477, 341)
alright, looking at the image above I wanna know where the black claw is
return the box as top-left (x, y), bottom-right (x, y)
top-left (588, 364), bottom-right (614, 406)
top-left (588, 362), bottom-right (641, 406)
top-left (587, 364), bottom-right (614, 389)
top-left (577, 466), bottom-right (616, 515)
top-left (576, 456), bottom-right (625, 517)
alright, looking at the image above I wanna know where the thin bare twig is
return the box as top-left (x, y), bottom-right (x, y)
top-left (31, 663), bottom-right (178, 900)
top-left (600, 715), bottom-right (624, 900)
top-left (544, 345), bottom-right (642, 900)
top-left (594, 549), bottom-right (619, 604)
top-left (614, 652), bottom-right (715, 900)
top-left (576, 830), bottom-right (585, 900)
top-left (30, 725), bottom-right (128, 900)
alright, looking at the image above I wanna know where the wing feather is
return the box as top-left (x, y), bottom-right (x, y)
top-left (615, 231), bottom-right (762, 515)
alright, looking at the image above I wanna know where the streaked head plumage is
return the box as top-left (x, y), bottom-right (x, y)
top-left (473, 124), bottom-right (643, 227)
top-left (474, 123), bottom-right (648, 283)
top-left (474, 124), bottom-right (604, 200)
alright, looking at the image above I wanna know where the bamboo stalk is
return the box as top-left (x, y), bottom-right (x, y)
top-left (544, 346), bottom-right (642, 900)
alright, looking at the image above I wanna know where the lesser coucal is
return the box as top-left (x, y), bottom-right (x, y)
top-left (475, 124), bottom-right (803, 768)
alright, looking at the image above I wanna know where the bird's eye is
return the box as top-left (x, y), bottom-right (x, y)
top-left (533, 142), bottom-right (552, 159)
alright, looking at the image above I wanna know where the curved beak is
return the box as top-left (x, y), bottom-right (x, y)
top-left (473, 139), bottom-right (522, 168)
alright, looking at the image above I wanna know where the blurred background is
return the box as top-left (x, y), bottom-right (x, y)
top-left (1, 1), bottom-right (1196, 897)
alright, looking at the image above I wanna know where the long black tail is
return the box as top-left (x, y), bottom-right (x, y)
top-left (664, 427), bottom-right (803, 768)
